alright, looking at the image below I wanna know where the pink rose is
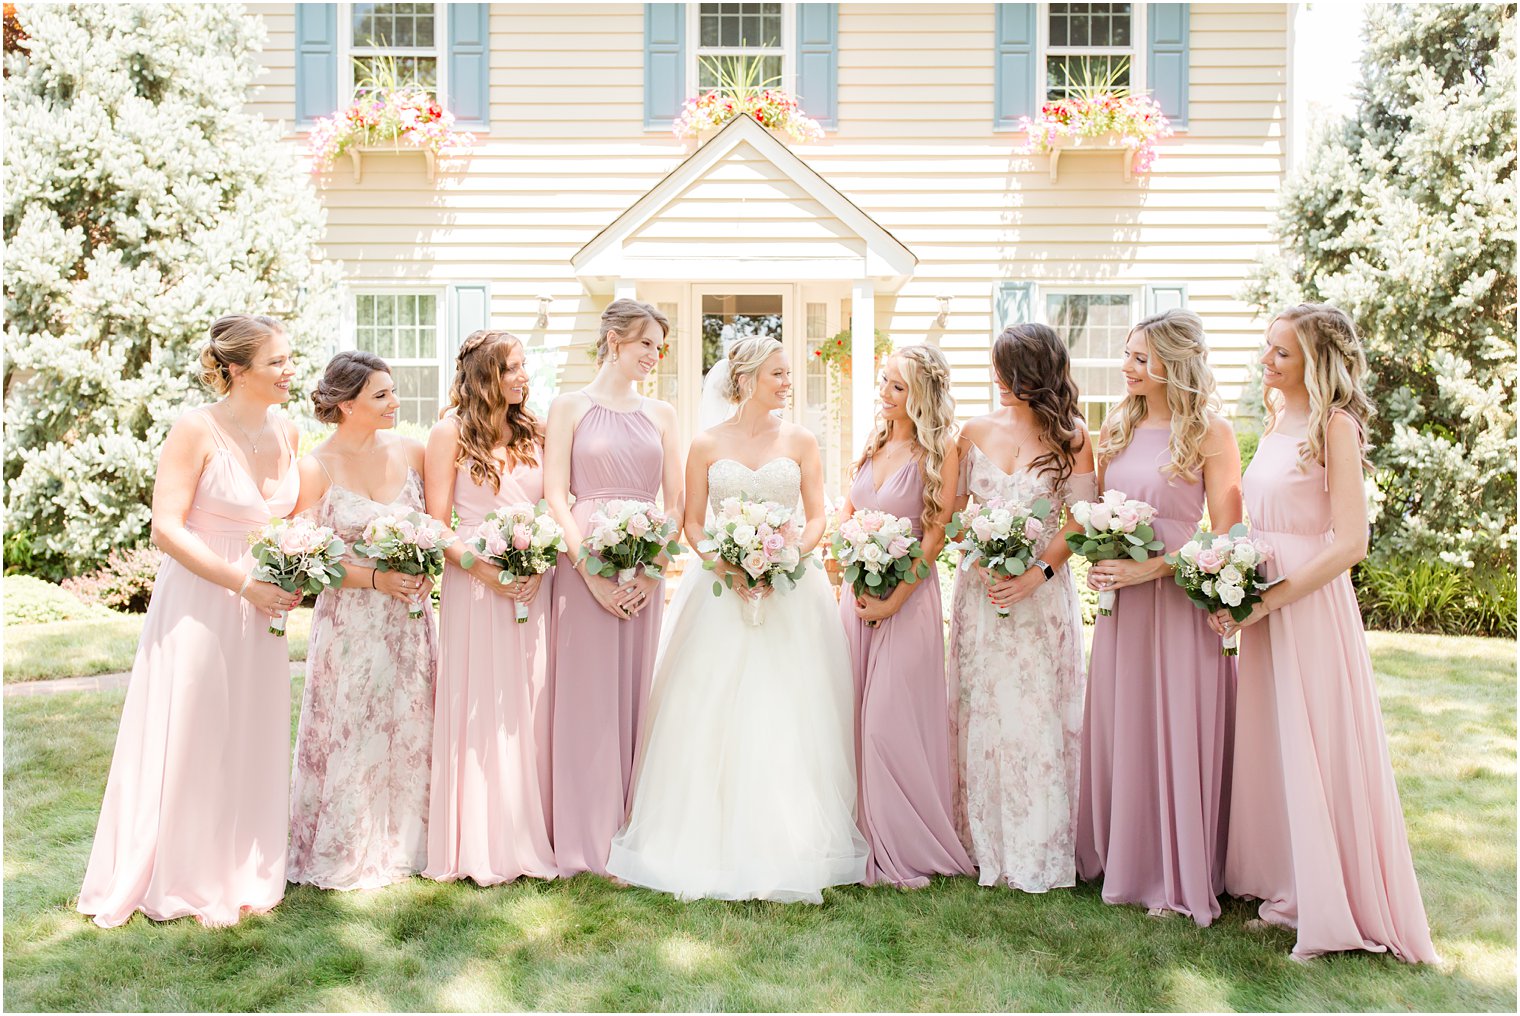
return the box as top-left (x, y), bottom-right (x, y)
top-left (763, 533), bottom-right (785, 555)
top-left (971, 515), bottom-right (994, 542)
top-left (626, 513), bottom-right (651, 538)
top-left (1023, 517), bottom-right (1044, 542)
top-left (1195, 548), bottom-right (1224, 573)
top-left (1115, 507), bottom-right (1140, 533)
top-left (1089, 503), bottom-right (1113, 531)
top-left (512, 523), bottom-right (532, 551)
top-left (886, 536), bottom-right (911, 559)
top-left (742, 549), bottom-right (768, 578)
top-left (861, 513), bottom-right (884, 533)
top-left (484, 532), bottom-right (510, 558)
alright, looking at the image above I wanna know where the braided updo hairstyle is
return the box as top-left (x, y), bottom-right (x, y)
top-left (1269, 303), bottom-right (1373, 472)
top-left (445, 330), bottom-right (542, 493)
top-left (853, 344), bottom-right (957, 533)
top-left (721, 335), bottom-right (784, 404)
top-left (311, 350), bottom-right (389, 424)
top-left (197, 314), bottom-right (284, 394)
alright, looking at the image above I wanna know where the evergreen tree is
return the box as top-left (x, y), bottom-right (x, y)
top-left (1248, 3), bottom-right (1516, 572)
top-left (3, 3), bottom-right (340, 576)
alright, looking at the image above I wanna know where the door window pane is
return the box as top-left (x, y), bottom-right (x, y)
top-left (354, 291), bottom-right (441, 427)
top-left (1045, 291), bottom-right (1133, 425)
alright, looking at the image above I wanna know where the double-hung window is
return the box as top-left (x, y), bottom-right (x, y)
top-left (1041, 3), bottom-right (1144, 102)
top-left (1043, 289), bottom-right (1138, 430)
top-left (353, 292), bottom-right (444, 427)
top-left (345, 2), bottom-right (447, 101)
top-left (691, 3), bottom-right (794, 93)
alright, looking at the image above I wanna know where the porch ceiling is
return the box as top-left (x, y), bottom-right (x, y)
top-left (572, 114), bottom-right (917, 292)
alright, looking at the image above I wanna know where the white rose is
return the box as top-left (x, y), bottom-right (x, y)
top-left (1201, 578), bottom-right (1215, 598)
top-left (1218, 582), bottom-right (1245, 607)
top-left (861, 543), bottom-right (884, 564)
top-left (1218, 564), bottom-right (1242, 586)
top-left (1179, 541), bottom-right (1200, 563)
top-left (989, 508), bottom-right (1013, 535)
top-left (742, 502), bottom-right (768, 525)
top-left (1071, 501), bottom-right (1092, 527)
top-left (1231, 543), bottom-right (1258, 568)
top-left (731, 523), bottom-right (757, 548)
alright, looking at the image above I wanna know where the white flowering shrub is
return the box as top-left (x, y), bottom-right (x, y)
top-left (1247, 3), bottom-right (1516, 574)
top-left (3, 3), bottom-right (341, 577)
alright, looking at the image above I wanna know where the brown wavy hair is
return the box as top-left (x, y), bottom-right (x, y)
top-left (854, 345), bottom-right (957, 532)
top-left (992, 323), bottom-right (1085, 491)
top-left (444, 330), bottom-right (542, 492)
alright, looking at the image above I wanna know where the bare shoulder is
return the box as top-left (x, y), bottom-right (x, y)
top-left (780, 420), bottom-right (821, 454)
top-left (1203, 413), bottom-right (1238, 452)
top-left (393, 432), bottom-right (428, 470)
top-left (960, 413), bottom-right (997, 444)
top-left (548, 391), bottom-right (590, 422)
top-left (429, 413), bottom-right (460, 441)
top-left (1325, 409), bottom-right (1364, 449)
top-left (645, 397), bottom-right (679, 429)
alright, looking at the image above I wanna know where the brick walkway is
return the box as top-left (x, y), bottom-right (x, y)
top-left (5, 662), bottom-right (307, 698)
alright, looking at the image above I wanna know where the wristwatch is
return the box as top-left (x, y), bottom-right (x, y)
top-left (1034, 558), bottom-right (1055, 582)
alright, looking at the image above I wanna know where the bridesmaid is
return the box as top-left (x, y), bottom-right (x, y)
top-left (423, 330), bottom-right (557, 885)
top-left (1075, 308), bottom-right (1243, 926)
top-left (78, 314), bottom-right (302, 927)
top-left (287, 351), bottom-right (436, 890)
top-left (1217, 304), bottom-right (1438, 963)
top-left (948, 324), bottom-right (1095, 892)
top-left (839, 345), bottom-right (974, 887)
top-left (545, 299), bottom-right (684, 878)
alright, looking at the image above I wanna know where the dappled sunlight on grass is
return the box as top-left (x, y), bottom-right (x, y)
top-left (3, 633), bottom-right (1514, 1011)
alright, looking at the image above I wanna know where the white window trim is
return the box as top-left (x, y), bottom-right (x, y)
top-left (347, 284), bottom-right (450, 424)
top-left (338, 1), bottom-right (449, 106)
top-left (687, 3), bottom-right (798, 97)
top-left (1036, 2), bottom-right (1147, 104)
top-left (1033, 282), bottom-right (1144, 415)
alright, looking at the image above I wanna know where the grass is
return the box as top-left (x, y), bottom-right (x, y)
top-left (2, 632), bottom-right (1514, 1011)
top-left (3, 608), bottom-right (313, 683)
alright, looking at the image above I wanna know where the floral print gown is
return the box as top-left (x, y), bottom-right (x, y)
top-left (288, 469), bottom-right (438, 890)
top-left (948, 444), bottom-right (1096, 891)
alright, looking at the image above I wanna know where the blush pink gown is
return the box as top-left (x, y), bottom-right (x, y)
top-left (78, 410), bottom-right (298, 928)
top-left (1225, 426), bottom-right (1438, 963)
top-left (425, 455), bottom-right (557, 885)
top-left (551, 396), bottom-right (666, 878)
top-left (840, 457), bottom-right (974, 887)
top-left (1075, 427), bottom-right (1237, 926)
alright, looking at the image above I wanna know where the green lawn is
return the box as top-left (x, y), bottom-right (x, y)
top-left (3, 633), bottom-right (1513, 1011)
top-left (3, 608), bottom-right (313, 683)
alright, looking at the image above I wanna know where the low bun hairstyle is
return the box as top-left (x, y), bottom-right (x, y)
top-left (722, 335), bottom-right (784, 404)
top-left (311, 350), bottom-right (390, 424)
top-left (992, 323), bottom-right (1085, 491)
top-left (198, 314), bottom-right (285, 394)
top-left (595, 299), bottom-right (669, 365)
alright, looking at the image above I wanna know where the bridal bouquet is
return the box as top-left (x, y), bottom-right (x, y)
top-left (248, 517), bottom-right (347, 636)
top-left (945, 495), bottom-right (1053, 617)
top-left (1166, 525), bottom-right (1274, 656)
top-left (830, 509), bottom-right (930, 628)
top-left (1064, 489), bottom-right (1165, 615)
top-left (352, 510), bottom-right (454, 619)
top-left (460, 500), bottom-right (567, 623)
top-left (699, 496), bottom-right (811, 626)
top-left (578, 498), bottom-right (684, 584)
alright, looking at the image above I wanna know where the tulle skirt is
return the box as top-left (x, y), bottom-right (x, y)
top-left (607, 564), bottom-right (868, 902)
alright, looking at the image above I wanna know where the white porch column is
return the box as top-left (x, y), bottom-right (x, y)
top-left (850, 279), bottom-right (876, 453)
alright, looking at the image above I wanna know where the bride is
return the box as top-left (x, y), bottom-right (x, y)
top-left (606, 335), bottom-right (868, 902)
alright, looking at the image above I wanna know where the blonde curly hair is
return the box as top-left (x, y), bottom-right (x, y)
top-left (854, 345), bottom-right (957, 531)
top-left (1096, 309), bottom-right (1219, 483)
top-left (1267, 303), bottom-right (1373, 472)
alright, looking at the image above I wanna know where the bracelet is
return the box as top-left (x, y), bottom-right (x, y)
top-left (237, 574), bottom-right (253, 597)
top-left (371, 569), bottom-right (378, 589)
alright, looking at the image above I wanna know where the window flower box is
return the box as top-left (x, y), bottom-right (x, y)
top-left (308, 86), bottom-right (473, 184)
top-left (1017, 92), bottom-right (1173, 182)
top-left (674, 87), bottom-right (824, 145)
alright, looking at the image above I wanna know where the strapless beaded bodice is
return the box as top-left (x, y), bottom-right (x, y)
top-left (708, 457), bottom-right (802, 511)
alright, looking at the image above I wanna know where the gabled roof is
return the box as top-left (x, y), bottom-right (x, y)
top-left (573, 113), bottom-right (917, 289)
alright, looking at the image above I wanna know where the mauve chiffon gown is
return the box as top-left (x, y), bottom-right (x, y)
top-left (552, 396), bottom-right (666, 877)
top-left (1225, 426), bottom-right (1438, 963)
top-left (1075, 426), bottom-right (1237, 926)
top-left (425, 454), bottom-right (557, 884)
top-left (78, 410), bottom-right (298, 927)
top-left (840, 457), bottom-right (974, 887)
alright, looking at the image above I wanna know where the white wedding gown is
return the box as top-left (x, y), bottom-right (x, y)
top-left (606, 457), bottom-right (868, 902)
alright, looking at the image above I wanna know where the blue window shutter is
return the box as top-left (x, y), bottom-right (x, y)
top-left (295, 3), bottom-right (338, 126)
top-left (994, 4), bottom-right (1037, 130)
top-left (995, 281), bottom-right (1034, 332)
top-left (449, 284), bottom-right (491, 366)
top-left (644, 4), bottom-right (686, 129)
top-left (1145, 284), bottom-right (1188, 315)
top-left (796, 4), bottom-right (838, 130)
top-left (448, 4), bottom-right (490, 128)
top-left (1147, 4), bottom-right (1190, 127)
